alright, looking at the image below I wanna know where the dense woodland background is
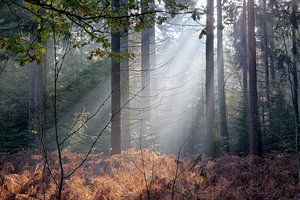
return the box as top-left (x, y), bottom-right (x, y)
top-left (0, 0), bottom-right (300, 199)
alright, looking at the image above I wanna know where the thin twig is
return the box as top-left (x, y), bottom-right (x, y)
top-left (64, 87), bottom-right (144, 179)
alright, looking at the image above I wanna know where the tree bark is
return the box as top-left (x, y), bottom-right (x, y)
top-left (242, 0), bottom-right (249, 142)
top-left (206, 0), bottom-right (215, 157)
top-left (268, 0), bottom-right (275, 87)
top-left (111, 0), bottom-right (121, 154)
top-left (141, 0), bottom-right (154, 147)
top-left (291, 0), bottom-right (300, 152)
top-left (120, 0), bottom-right (131, 150)
top-left (261, 0), bottom-right (270, 151)
top-left (247, 0), bottom-right (262, 156)
top-left (217, 0), bottom-right (229, 153)
top-left (291, 0), bottom-right (300, 184)
top-left (263, 0), bottom-right (270, 114)
top-left (149, 14), bottom-right (157, 147)
top-left (28, 33), bottom-right (47, 152)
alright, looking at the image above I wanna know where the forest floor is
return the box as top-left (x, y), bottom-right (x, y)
top-left (0, 149), bottom-right (299, 200)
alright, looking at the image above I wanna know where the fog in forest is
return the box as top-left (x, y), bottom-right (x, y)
top-left (1, 0), bottom-right (300, 199)
top-left (53, 1), bottom-right (208, 155)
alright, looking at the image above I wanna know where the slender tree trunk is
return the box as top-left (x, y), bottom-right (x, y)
top-left (28, 44), bottom-right (36, 133)
top-left (149, 13), bottom-right (157, 148)
top-left (141, 0), bottom-right (152, 147)
top-left (268, 0), bottom-right (275, 87)
top-left (111, 0), bottom-right (121, 155)
top-left (261, 0), bottom-right (270, 152)
top-left (247, 0), bottom-right (262, 156)
top-left (217, 0), bottom-right (229, 153)
top-left (291, 0), bottom-right (300, 152)
top-left (206, 0), bottom-right (215, 157)
top-left (242, 0), bottom-right (249, 151)
top-left (28, 33), bottom-right (47, 152)
top-left (291, 0), bottom-right (300, 184)
top-left (263, 0), bottom-right (270, 113)
top-left (40, 42), bottom-right (47, 151)
top-left (269, 33), bottom-right (275, 87)
top-left (121, 0), bottom-right (131, 150)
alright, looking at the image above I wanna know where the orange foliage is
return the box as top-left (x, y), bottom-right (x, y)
top-left (0, 150), bottom-right (299, 199)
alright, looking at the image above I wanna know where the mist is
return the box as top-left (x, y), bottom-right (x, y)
top-left (1, 0), bottom-right (300, 199)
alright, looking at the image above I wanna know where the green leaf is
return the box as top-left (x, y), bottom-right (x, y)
top-left (40, 31), bottom-right (48, 42)
top-left (0, 41), bottom-right (5, 49)
top-left (31, 130), bottom-right (38, 136)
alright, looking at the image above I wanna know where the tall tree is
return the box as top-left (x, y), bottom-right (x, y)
top-left (217, 0), bottom-right (229, 153)
top-left (241, 0), bottom-right (249, 149)
top-left (120, 0), bottom-right (131, 150)
top-left (111, 0), bottom-right (121, 154)
top-left (262, 0), bottom-right (271, 116)
top-left (268, 0), bottom-right (275, 87)
top-left (141, 0), bottom-right (154, 146)
top-left (291, 0), bottom-right (299, 152)
top-left (259, 0), bottom-right (270, 149)
top-left (206, 0), bottom-right (215, 156)
top-left (149, 1), bottom-right (157, 146)
top-left (247, 0), bottom-right (262, 155)
top-left (28, 30), bottom-right (47, 151)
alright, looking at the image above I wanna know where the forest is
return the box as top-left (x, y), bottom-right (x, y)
top-left (0, 0), bottom-right (300, 199)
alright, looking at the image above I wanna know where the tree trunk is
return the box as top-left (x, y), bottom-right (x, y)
top-left (261, 0), bottom-right (270, 152)
top-left (28, 33), bottom-right (47, 152)
top-left (149, 15), bottom-right (157, 148)
top-left (241, 0), bottom-right (249, 147)
top-left (206, 0), bottom-right (215, 157)
top-left (217, 0), bottom-right (229, 153)
top-left (291, 0), bottom-right (300, 152)
top-left (247, 0), bottom-right (262, 156)
top-left (141, 0), bottom-right (153, 147)
top-left (268, 0), bottom-right (275, 87)
top-left (120, 0), bottom-right (131, 150)
top-left (263, 0), bottom-right (270, 114)
top-left (111, 0), bottom-right (121, 155)
top-left (269, 32), bottom-right (275, 87)
top-left (291, 0), bottom-right (300, 184)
